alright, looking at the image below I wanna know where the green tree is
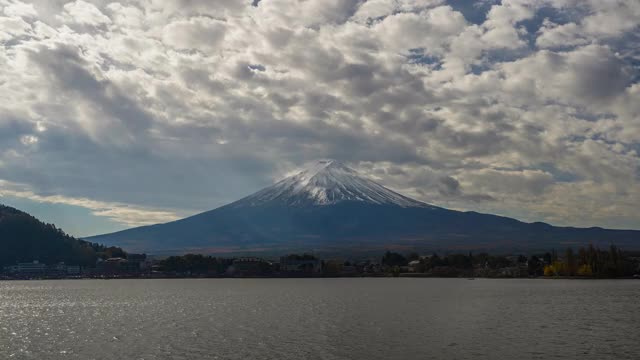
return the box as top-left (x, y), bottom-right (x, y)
top-left (565, 248), bottom-right (577, 276)
top-left (528, 256), bottom-right (543, 276)
top-left (382, 251), bottom-right (407, 267)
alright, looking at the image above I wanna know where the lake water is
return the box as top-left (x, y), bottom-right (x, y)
top-left (1, 278), bottom-right (639, 359)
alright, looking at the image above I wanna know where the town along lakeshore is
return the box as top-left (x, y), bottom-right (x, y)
top-left (3, 246), bottom-right (640, 280)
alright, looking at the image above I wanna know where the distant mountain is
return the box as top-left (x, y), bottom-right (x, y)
top-left (86, 160), bottom-right (640, 255)
top-left (0, 204), bottom-right (119, 266)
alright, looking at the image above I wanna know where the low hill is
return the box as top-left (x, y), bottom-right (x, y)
top-left (0, 204), bottom-right (122, 266)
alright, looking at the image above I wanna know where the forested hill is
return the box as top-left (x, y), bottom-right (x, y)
top-left (0, 204), bottom-right (123, 266)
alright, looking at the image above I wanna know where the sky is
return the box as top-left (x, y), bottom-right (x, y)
top-left (0, 0), bottom-right (639, 237)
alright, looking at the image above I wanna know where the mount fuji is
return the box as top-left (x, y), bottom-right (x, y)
top-left (86, 160), bottom-right (640, 254)
top-left (233, 159), bottom-right (429, 208)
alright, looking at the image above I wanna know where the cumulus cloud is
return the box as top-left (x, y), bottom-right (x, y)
top-left (373, 6), bottom-right (467, 55)
top-left (0, 0), bottom-right (638, 232)
top-left (162, 17), bottom-right (227, 51)
top-left (353, 0), bottom-right (444, 21)
top-left (2, 1), bottom-right (38, 18)
top-left (57, 0), bottom-right (112, 26)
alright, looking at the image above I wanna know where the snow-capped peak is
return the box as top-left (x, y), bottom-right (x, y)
top-left (234, 159), bottom-right (432, 208)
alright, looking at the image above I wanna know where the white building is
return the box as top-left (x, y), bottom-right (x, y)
top-left (10, 261), bottom-right (48, 274)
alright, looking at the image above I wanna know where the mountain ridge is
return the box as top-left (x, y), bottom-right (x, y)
top-left (0, 204), bottom-right (122, 266)
top-left (86, 160), bottom-right (640, 254)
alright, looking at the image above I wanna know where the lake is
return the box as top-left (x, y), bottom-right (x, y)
top-left (1, 278), bottom-right (639, 359)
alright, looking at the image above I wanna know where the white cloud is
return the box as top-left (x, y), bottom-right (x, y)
top-left (0, 180), bottom-right (182, 227)
top-left (57, 0), bottom-right (112, 26)
top-left (536, 20), bottom-right (589, 49)
top-left (0, 15), bottom-right (32, 40)
top-left (537, 0), bottom-right (640, 48)
top-left (373, 6), bottom-right (467, 54)
top-left (0, 0), bottom-right (638, 232)
top-left (352, 0), bottom-right (444, 21)
top-left (19, 134), bottom-right (38, 145)
top-left (474, 0), bottom-right (546, 51)
top-left (498, 44), bottom-right (632, 105)
top-left (2, 1), bottom-right (38, 18)
top-left (162, 17), bottom-right (227, 51)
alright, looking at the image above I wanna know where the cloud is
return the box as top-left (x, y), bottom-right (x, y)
top-left (373, 5), bottom-right (467, 55)
top-left (162, 17), bottom-right (227, 51)
top-left (2, 1), bottom-right (38, 18)
top-left (0, 0), bottom-right (638, 233)
top-left (352, 0), bottom-right (445, 21)
top-left (0, 180), bottom-right (182, 227)
top-left (149, 0), bottom-right (249, 17)
top-left (26, 43), bottom-right (154, 145)
top-left (536, 20), bottom-right (589, 49)
top-left (459, 169), bottom-right (555, 197)
top-left (497, 44), bottom-right (633, 105)
top-left (0, 14), bottom-right (32, 40)
top-left (435, 175), bottom-right (496, 202)
top-left (57, 0), bottom-right (111, 26)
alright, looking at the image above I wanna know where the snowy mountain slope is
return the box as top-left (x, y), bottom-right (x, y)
top-left (233, 159), bottom-right (432, 208)
top-left (85, 160), bottom-right (640, 254)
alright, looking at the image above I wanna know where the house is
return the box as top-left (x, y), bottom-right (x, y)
top-left (408, 260), bottom-right (422, 272)
top-left (323, 260), bottom-right (358, 276)
top-left (229, 257), bottom-right (272, 276)
top-left (66, 265), bottom-right (81, 275)
top-left (50, 262), bottom-right (67, 274)
top-left (6, 261), bottom-right (47, 274)
top-left (280, 255), bottom-right (322, 275)
top-left (126, 254), bottom-right (149, 271)
top-left (96, 257), bottom-right (140, 274)
top-left (358, 260), bottom-right (382, 274)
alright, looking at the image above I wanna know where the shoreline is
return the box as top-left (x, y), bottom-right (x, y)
top-left (1, 274), bottom-right (638, 281)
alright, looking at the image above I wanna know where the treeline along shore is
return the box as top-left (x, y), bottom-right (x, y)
top-left (2, 244), bottom-right (640, 280)
top-left (2, 203), bottom-right (640, 280)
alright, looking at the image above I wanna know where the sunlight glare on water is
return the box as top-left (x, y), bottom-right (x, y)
top-left (1, 278), bottom-right (639, 360)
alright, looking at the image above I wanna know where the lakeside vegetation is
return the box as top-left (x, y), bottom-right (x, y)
top-left (2, 246), bottom-right (640, 280)
top-left (152, 246), bottom-right (640, 279)
top-left (540, 245), bottom-right (635, 278)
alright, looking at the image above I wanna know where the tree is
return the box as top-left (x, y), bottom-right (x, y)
top-left (577, 264), bottom-right (593, 277)
top-left (565, 248), bottom-right (577, 276)
top-left (382, 251), bottom-right (407, 267)
top-left (528, 256), bottom-right (543, 276)
top-left (543, 264), bottom-right (556, 277)
top-left (0, 204), bottom-right (123, 267)
top-left (158, 254), bottom-right (231, 275)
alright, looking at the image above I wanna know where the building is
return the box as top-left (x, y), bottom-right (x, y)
top-left (229, 257), bottom-right (272, 276)
top-left (66, 265), bottom-right (81, 275)
top-left (3, 261), bottom-right (83, 277)
top-left (280, 255), bottom-right (322, 275)
top-left (96, 257), bottom-right (141, 274)
top-left (126, 254), bottom-right (149, 271)
top-left (323, 260), bottom-right (358, 276)
top-left (5, 261), bottom-right (48, 274)
top-left (323, 260), bottom-right (344, 275)
top-left (358, 260), bottom-right (382, 274)
top-left (50, 262), bottom-right (67, 275)
top-left (408, 260), bottom-right (422, 273)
